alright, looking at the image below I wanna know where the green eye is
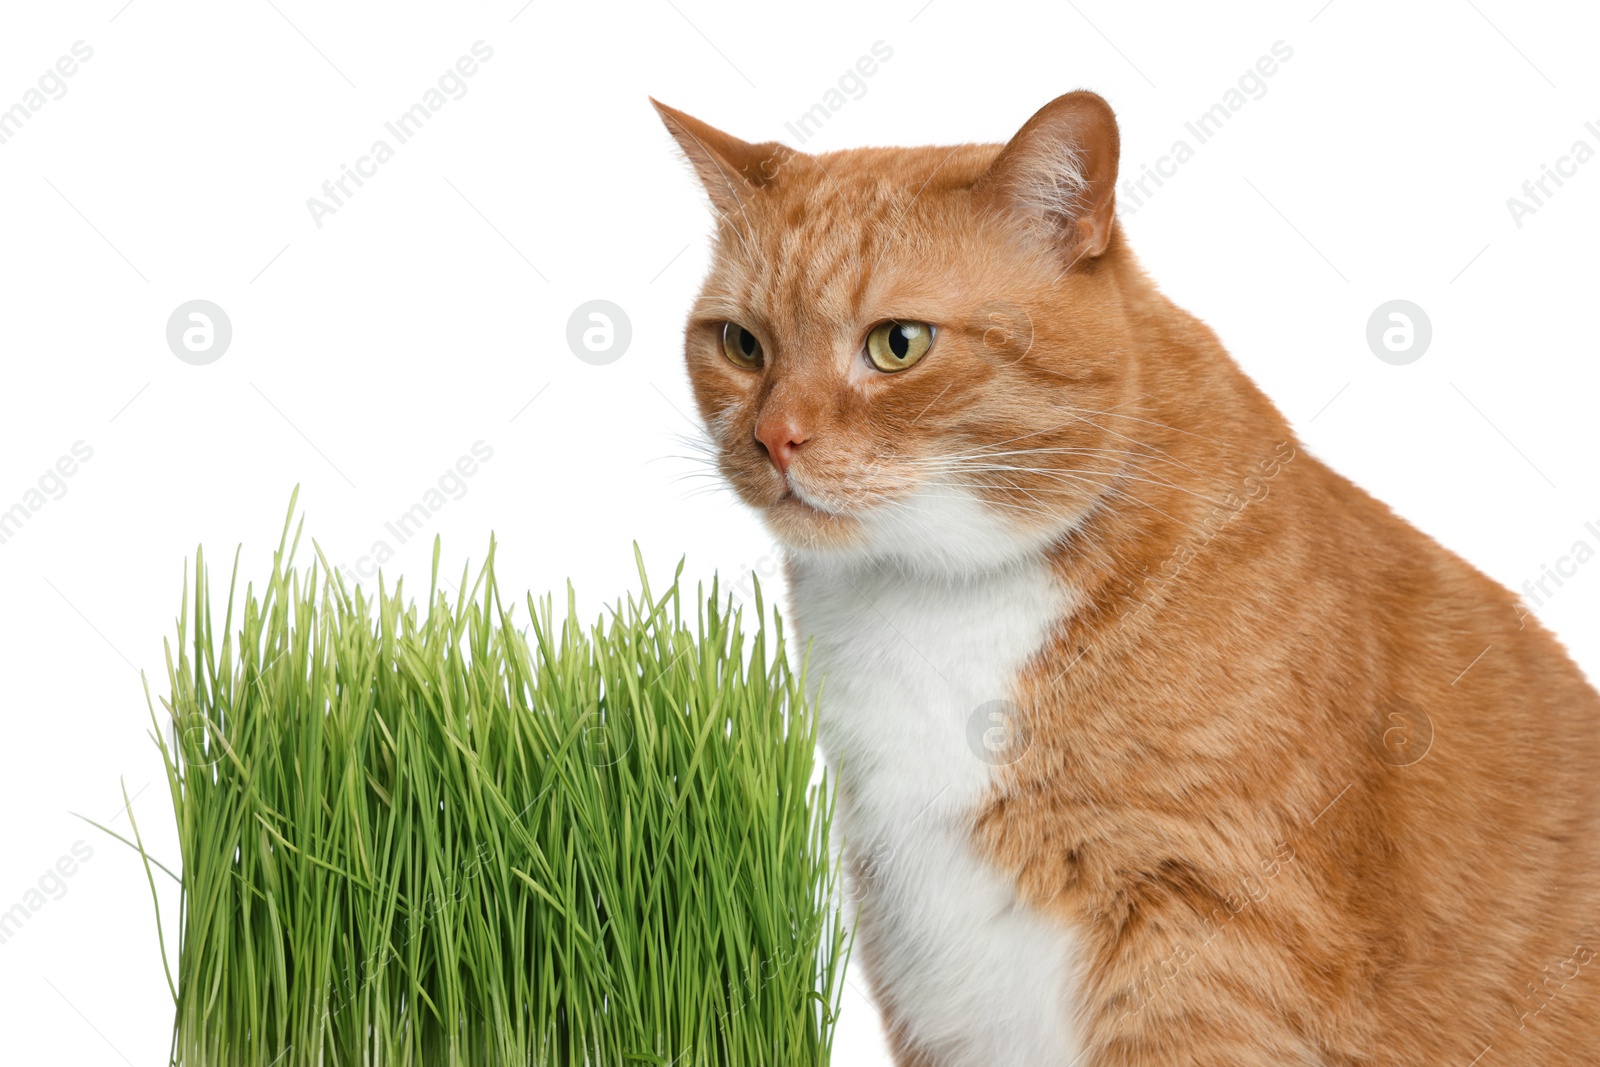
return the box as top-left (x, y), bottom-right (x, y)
top-left (722, 323), bottom-right (764, 369)
top-left (866, 321), bottom-right (934, 372)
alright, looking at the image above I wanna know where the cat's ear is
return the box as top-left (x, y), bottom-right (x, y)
top-left (978, 91), bottom-right (1121, 264)
top-left (651, 99), bottom-right (794, 217)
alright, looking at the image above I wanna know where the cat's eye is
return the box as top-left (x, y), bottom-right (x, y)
top-left (865, 321), bottom-right (935, 373)
top-left (721, 323), bottom-right (764, 369)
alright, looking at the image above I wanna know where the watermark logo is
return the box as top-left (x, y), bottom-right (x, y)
top-left (966, 300), bottom-right (1034, 365)
top-left (166, 300), bottom-right (232, 365)
top-left (566, 300), bottom-right (631, 365)
top-left (1119, 40), bottom-right (1294, 216)
top-left (781, 41), bottom-right (894, 146)
top-left (0, 440), bottom-right (94, 548)
top-left (1516, 519), bottom-right (1600, 625)
top-left (0, 841), bottom-right (95, 948)
top-left (1506, 120), bottom-right (1599, 229)
top-left (1366, 299), bottom-right (1431, 365)
top-left (336, 441), bottom-right (495, 587)
top-left (173, 712), bottom-right (225, 772)
top-left (1518, 937), bottom-right (1596, 1031)
top-left (843, 837), bottom-right (895, 906)
top-left (0, 41), bottom-right (94, 148)
top-left (966, 699), bottom-right (1031, 766)
top-left (1368, 697), bottom-right (1434, 768)
top-left (306, 41), bottom-right (495, 229)
top-left (581, 708), bottom-right (634, 768)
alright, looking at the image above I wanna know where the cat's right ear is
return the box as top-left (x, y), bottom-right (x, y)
top-left (978, 91), bottom-right (1122, 265)
top-left (651, 99), bottom-right (794, 218)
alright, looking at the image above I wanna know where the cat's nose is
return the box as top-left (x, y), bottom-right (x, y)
top-left (755, 419), bottom-right (810, 476)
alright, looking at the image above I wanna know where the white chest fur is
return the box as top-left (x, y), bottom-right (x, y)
top-left (788, 551), bottom-right (1085, 1066)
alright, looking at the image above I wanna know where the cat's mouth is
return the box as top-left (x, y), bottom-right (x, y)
top-left (762, 482), bottom-right (863, 550)
top-left (765, 471), bottom-right (864, 528)
top-left (768, 467), bottom-right (911, 524)
top-left (774, 484), bottom-right (837, 518)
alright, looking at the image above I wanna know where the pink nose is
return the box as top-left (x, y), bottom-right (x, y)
top-left (755, 419), bottom-right (810, 475)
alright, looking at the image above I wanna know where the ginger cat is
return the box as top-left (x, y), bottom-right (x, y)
top-left (655, 91), bottom-right (1600, 1066)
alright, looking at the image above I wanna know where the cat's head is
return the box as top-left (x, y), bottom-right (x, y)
top-left (657, 92), bottom-right (1142, 575)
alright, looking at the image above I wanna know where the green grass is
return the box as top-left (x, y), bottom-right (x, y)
top-left (117, 495), bottom-right (846, 1066)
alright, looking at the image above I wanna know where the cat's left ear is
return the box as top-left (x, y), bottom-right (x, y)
top-left (978, 91), bottom-right (1121, 263)
top-left (651, 99), bottom-right (794, 217)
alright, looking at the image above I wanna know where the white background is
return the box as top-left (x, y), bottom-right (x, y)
top-left (2, 1), bottom-right (1597, 1063)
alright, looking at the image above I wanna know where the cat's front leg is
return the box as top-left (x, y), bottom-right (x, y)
top-left (1073, 891), bottom-right (1352, 1067)
top-left (1093, 1004), bottom-right (1331, 1067)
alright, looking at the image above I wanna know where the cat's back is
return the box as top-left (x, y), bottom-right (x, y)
top-left (1305, 457), bottom-right (1600, 1061)
top-left (1181, 443), bottom-right (1600, 1062)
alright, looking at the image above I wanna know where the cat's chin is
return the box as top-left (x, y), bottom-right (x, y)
top-left (759, 491), bottom-right (866, 551)
top-left (763, 483), bottom-right (1073, 577)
